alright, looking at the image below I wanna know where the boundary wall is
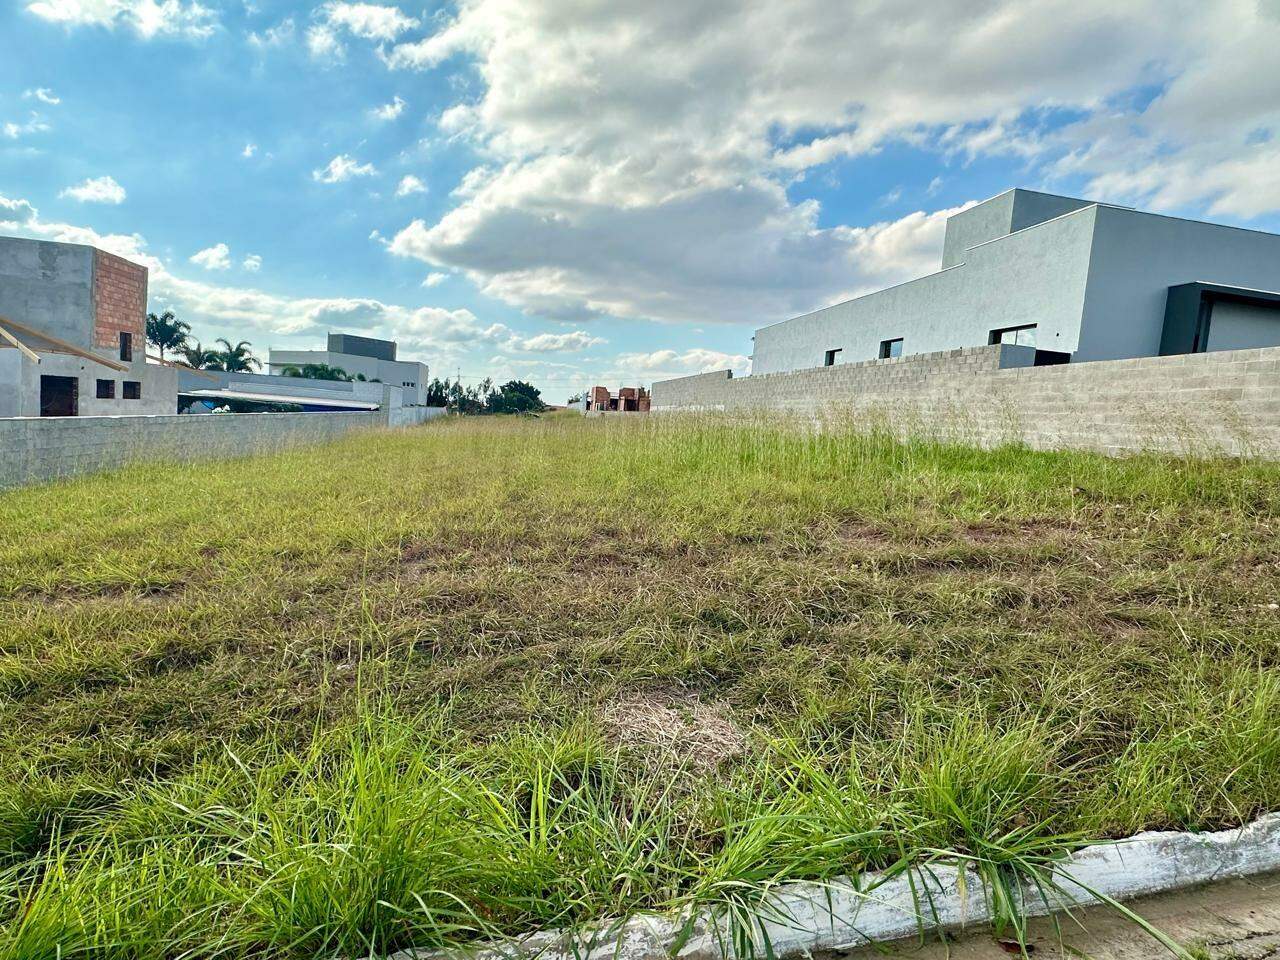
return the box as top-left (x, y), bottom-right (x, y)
top-left (651, 344), bottom-right (1280, 457)
top-left (0, 405), bottom-right (447, 490)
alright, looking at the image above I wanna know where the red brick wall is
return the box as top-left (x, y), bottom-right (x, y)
top-left (92, 250), bottom-right (147, 351)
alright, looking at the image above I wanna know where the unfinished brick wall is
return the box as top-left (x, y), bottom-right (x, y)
top-left (92, 249), bottom-right (147, 351)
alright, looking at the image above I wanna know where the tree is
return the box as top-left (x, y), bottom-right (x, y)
top-left (488, 380), bottom-right (545, 414)
top-left (179, 340), bottom-right (222, 370)
top-left (215, 338), bottom-right (261, 373)
top-left (280, 362), bottom-right (351, 381)
top-left (425, 378), bottom-right (448, 407)
top-left (146, 310), bottom-right (190, 360)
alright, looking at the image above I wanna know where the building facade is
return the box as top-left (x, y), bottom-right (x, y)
top-left (581, 385), bottom-right (651, 413)
top-left (751, 189), bottom-right (1280, 376)
top-left (0, 235), bottom-right (176, 418)
top-left (268, 333), bottom-right (429, 405)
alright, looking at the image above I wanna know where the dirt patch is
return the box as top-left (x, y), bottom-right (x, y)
top-left (600, 692), bottom-right (748, 774)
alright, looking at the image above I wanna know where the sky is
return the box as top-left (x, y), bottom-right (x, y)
top-left (2, 0), bottom-right (1280, 403)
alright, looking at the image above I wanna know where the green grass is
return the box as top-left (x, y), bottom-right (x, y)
top-left (2, 413), bottom-right (1279, 958)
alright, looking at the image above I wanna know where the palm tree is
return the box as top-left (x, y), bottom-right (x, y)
top-left (280, 362), bottom-right (351, 381)
top-left (215, 338), bottom-right (260, 373)
top-left (179, 340), bottom-right (222, 370)
top-left (145, 310), bottom-right (191, 360)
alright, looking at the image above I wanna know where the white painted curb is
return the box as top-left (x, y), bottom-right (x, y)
top-left (390, 814), bottom-right (1280, 960)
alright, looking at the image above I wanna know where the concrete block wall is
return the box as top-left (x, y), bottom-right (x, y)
top-left (0, 405), bottom-right (446, 491)
top-left (651, 344), bottom-right (1280, 458)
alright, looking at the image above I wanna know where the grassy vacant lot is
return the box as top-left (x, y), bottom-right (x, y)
top-left (2, 414), bottom-right (1279, 958)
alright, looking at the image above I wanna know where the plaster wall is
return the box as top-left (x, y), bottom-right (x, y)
top-left (0, 237), bottom-right (96, 347)
top-left (0, 352), bottom-right (176, 417)
top-left (1077, 207), bottom-right (1280, 361)
top-left (1207, 302), bottom-right (1280, 353)
top-left (752, 207), bottom-right (1096, 375)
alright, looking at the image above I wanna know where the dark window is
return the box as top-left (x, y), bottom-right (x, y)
top-left (40, 375), bottom-right (78, 417)
top-left (96, 379), bottom-right (115, 399)
top-left (988, 324), bottom-right (1037, 348)
top-left (119, 332), bottom-right (133, 362)
top-left (123, 381), bottom-right (141, 400)
top-left (823, 348), bottom-right (842, 367)
top-left (879, 338), bottom-right (903, 359)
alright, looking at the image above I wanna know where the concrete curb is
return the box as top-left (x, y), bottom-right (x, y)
top-left (390, 814), bottom-right (1280, 960)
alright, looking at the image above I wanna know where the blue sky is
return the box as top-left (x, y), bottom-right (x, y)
top-left (3, 0), bottom-right (1279, 402)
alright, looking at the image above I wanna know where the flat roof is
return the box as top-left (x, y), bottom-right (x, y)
top-left (180, 388), bottom-right (380, 410)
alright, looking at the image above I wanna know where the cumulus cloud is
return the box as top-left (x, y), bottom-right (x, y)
top-left (422, 272), bottom-right (447, 287)
top-left (378, 0), bottom-right (1280, 330)
top-left (26, 0), bottom-right (217, 38)
top-left (614, 348), bottom-right (750, 376)
top-left (305, 22), bottom-right (344, 61)
top-left (242, 253), bottom-right (262, 271)
top-left (321, 1), bottom-right (416, 40)
top-left (312, 153), bottom-right (377, 183)
top-left (372, 95), bottom-right (406, 120)
top-left (242, 142), bottom-right (257, 158)
top-left (59, 175), bottom-right (126, 204)
top-left (190, 242), bottom-right (231, 270)
top-left (395, 174), bottom-right (427, 196)
top-left (24, 88), bottom-right (60, 105)
top-left (516, 330), bottom-right (606, 352)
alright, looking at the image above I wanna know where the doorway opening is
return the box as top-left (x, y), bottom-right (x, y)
top-left (40, 375), bottom-right (79, 417)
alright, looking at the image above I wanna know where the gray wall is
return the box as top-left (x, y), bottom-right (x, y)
top-left (0, 403), bottom-right (448, 491)
top-left (1078, 207), bottom-right (1280, 362)
top-left (0, 351), bottom-right (177, 418)
top-left (940, 189), bottom-right (1093, 269)
top-left (1207, 302), bottom-right (1280, 352)
top-left (651, 343), bottom-right (1280, 459)
top-left (0, 237), bottom-right (96, 348)
top-left (752, 205), bottom-right (1096, 374)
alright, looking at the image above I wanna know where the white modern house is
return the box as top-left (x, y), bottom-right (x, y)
top-left (268, 333), bottom-right (430, 405)
top-left (0, 236), bottom-right (177, 418)
top-left (751, 189), bottom-right (1280, 375)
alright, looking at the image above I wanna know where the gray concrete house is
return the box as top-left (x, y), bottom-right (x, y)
top-left (0, 235), bottom-right (176, 418)
top-left (751, 189), bottom-right (1280, 375)
top-left (268, 333), bottom-right (429, 404)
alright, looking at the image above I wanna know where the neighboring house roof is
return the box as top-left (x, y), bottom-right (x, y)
top-left (179, 388), bottom-right (380, 410)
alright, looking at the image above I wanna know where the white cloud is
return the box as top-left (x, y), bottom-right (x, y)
top-left (615, 348), bottom-right (749, 376)
top-left (242, 253), bottom-right (262, 271)
top-left (23, 88), bottom-right (60, 105)
top-left (372, 95), bottom-right (406, 121)
top-left (395, 174), bottom-right (427, 196)
top-left (306, 23), bottom-right (344, 61)
top-left (59, 175), bottom-right (126, 204)
top-left (422, 272), bottom-right (447, 287)
top-left (3, 114), bottom-right (51, 139)
top-left (321, 1), bottom-right (416, 40)
top-left (516, 330), bottom-right (606, 352)
top-left (248, 16), bottom-right (294, 47)
top-left (242, 142), bottom-right (257, 158)
top-left (312, 153), bottom-right (377, 183)
top-left (379, 0), bottom-right (1280, 330)
top-left (190, 243), bottom-right (231, 270)
top-left (26, 0), bottom-right (217, 38)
